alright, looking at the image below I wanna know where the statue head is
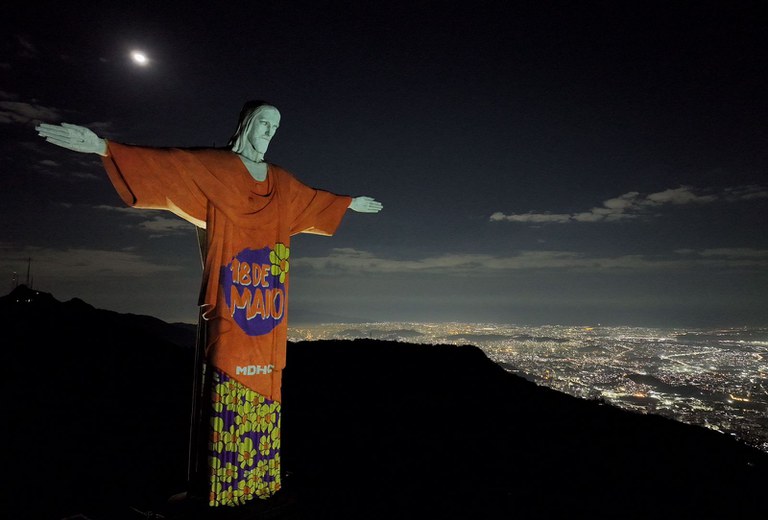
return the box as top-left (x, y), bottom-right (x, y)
top-left (228, 100), bottom-right (281, 161)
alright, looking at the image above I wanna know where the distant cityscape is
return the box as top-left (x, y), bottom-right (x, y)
top-left (289, 322), bottom-right (768, 455)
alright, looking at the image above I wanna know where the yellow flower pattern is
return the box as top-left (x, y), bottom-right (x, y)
top-left (208, 369), bottom-right (281, 507)
top-left (217, 462), bottom-right (239, 484)
top-left (269, 243), bottom-right (290, 283)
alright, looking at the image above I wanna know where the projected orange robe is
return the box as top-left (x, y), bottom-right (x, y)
top-left (102, 142), bottom-right (351, 401)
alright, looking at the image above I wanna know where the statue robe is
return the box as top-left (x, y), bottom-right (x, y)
top-left (101, 142), bottom-right (352, 401)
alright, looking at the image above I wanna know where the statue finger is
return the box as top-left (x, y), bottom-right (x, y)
top-left (37, 125), bottom-right (70, 139)
top-left (36, 123), bottom-right (62, 132)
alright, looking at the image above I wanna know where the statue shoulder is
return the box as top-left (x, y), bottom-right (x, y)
top-left (175, 146), bottom-right (242, 167)
top-left (267, 163), bottom-right (295, 180)
top-left (183, 146), bottom-right (234, 157)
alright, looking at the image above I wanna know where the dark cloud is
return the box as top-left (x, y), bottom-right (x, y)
top-left (293, 247), bottom-right (768, 276)
top-left (491, 185), bottom-right (766, 224)
top-left (15, 35), bottom-right (39, 59)
top-left (0, 101), bottom-right (63, 124)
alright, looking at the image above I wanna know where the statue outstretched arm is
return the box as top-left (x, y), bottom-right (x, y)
top-left (36, 123), bottom-right (108, 156)
top-left (349, 196), bottom-right (383, 213)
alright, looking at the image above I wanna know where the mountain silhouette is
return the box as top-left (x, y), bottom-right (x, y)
top-left (3, 286), bottom-right (767, 519)
top-left (4, 285), bottom-right (195, 519)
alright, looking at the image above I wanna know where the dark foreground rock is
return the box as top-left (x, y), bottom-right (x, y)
top-left (281, 340), bottom-right (768, 519)
top-left (4, 286), bottom-right (767, 519)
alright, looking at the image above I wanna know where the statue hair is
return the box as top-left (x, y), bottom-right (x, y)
top-left (227, 100), bottom-right (273, 153)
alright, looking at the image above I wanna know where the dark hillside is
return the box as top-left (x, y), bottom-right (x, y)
top-left (3, 286), bottom-right (767, 519)
top-left (3, 286), bottom-right (195, 519)
top-left (282, 340), bottom-right (768, 519)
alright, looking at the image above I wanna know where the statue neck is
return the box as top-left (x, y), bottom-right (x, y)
top-left (238, 154), bottom-right (268, 182)
top-left (238, 150), bottom-right (264, 163)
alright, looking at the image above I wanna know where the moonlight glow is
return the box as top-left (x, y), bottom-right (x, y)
top-left (130, 50), bottom-right (149, 66)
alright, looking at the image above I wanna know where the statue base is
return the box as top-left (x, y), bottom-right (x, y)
top-left (162, 487), bottom-right (299, 519)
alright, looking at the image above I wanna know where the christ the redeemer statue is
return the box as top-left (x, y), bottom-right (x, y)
top-left (36, 100), bottom-right (382, 508)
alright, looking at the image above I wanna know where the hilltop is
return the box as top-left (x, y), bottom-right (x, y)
top-left (3, 286), bottom-right (767, 519)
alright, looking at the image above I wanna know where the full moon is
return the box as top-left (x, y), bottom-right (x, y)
top-left (130, 50), bottom-right (149, 66)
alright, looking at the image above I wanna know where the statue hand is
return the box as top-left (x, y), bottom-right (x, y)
top-left (36, 122), bottom-right (107, 156)
top-left (349, 196), bottom-right (383, 213)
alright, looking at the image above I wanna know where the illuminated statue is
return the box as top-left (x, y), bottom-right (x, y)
top-left (36, 101), bottom-right (382, 508)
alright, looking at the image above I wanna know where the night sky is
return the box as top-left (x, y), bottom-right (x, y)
top-left (2, 1), bottom-right (767, 327)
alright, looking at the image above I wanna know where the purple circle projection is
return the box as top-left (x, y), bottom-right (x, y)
top-left (221, 247), bottom-right (286, 336)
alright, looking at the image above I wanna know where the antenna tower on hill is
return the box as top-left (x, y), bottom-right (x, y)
top-left (26, 257), bottom-right (33, 289)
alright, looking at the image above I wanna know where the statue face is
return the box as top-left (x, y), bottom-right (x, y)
top-left (246, 105), bottom-right (281, 155)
